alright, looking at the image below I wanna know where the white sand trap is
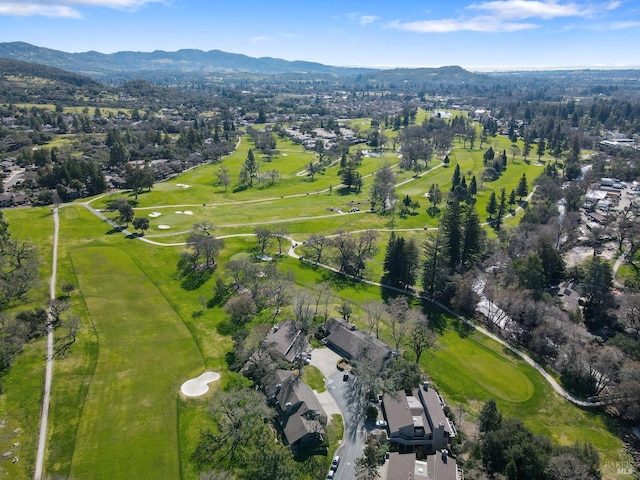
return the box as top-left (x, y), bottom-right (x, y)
top-left (282, 153), bottom-right (288, 156)
top-left (181, 371), bottom-right (220, 397)
top-left (148, 212), bottom-right (162, 218)
top-left (183, 210), bottom-right (194, 215)
top-left (175, 210), bottom-right (183, 214)
top-left (175, 183), bottom-right (191, 188)
top-left (157, 224), bottom-right (171, 230)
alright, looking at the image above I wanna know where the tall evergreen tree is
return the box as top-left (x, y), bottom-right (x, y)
top-left (486, 191), bottom-right (498, 219)
top-left (516, 173), bottom-right (528, 199)
top-left (460, 205), bottom-right (485, 268)
top-left (422, 230), bottom-right (448, 296)
top-left (441, 198), bottom-right (463, 270)
top-left (451, 163), bottom-right (461, 190)
top-left (469, 175), bottom-right (478, 196)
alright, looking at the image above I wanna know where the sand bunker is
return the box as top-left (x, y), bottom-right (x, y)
top-left (183, 210), bottom-right (193, 215)
top-left (175, 210), bottom-right (183, 214)
top-left (148, 212), bottom-right (162, 218)
top-left (180, 371), bottom-right (221, 397)
top-left (176, 183), bottom-right (191, 188)
top-left (157, 224), bottom-right (171, 230)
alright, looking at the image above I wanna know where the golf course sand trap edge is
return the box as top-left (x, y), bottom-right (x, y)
top-left (180, 371), bottom-right (221, 397)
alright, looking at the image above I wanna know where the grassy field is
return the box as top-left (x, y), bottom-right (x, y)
top-left (421, 324), bottom-right (627, 479)
top-left (0, 113), bottom-right (634, 479)
top-left (67, 246), bottom-right (203, 479)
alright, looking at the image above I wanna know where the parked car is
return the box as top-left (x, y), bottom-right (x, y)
top-left (375, 420), bottom-right (388, 428)
top-left (331, 455), bottom-right (340, 470)
top-left (326, 469), bottom-right (335, 479)
top-left (343, 372), bottom-right (349, 381)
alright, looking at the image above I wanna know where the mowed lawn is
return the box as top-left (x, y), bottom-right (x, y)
top-left (422, 326), bottom-right (627, 478)
top-left (68, 246), bottom-right (203, 479)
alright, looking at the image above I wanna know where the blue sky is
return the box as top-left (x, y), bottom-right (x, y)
top-left (0, 0), bottom-right (638, 70)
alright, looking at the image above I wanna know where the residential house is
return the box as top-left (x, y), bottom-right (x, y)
top-left (0, 192), bottom-right (29, 207)
top-left (385, 451), bottom-right (462, 480)
top-left (263, 319), bottom-right (307, 363)
top-left (322, 317), bottom-right (393, 367)
top-left (264, 369), bottom-right (327, 453)
top-left (381, 383), bottom-right (456, 454)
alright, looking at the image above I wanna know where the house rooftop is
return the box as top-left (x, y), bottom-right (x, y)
top-left (264, 319), bottom-right (305, 362)
top-left (386, 452), bottom-right (460, 480)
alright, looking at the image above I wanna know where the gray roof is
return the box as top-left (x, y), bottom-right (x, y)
top-left (416, 387), bottom-right (454, 436)
top-left (324, 317), bottom-right (392, 365)
top-left (264, 320), bottom-right (305, 362)
top-left (386, 452), bottom-right (459, 480)
top-left (383, 390), bottom-right (432, 435)
top-left (280, 410), bottom-right (324, 446)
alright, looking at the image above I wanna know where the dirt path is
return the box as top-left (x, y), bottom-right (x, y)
top-left (34, 207), bottom-right (59, 480)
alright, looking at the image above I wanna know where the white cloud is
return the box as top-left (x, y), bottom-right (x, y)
top-left (250, 36), bottom-right (271, 43)
top-left (466, 1), bottom-right (591, 20)
top-left (387, 17), bottom-right (537, 33)
top-left (388, 0), bottom-right (623, 33)
top-left (0, 0), bottom-right (165, 17)
top-left (610, 20), bottom-right (640, 29)
top-left (359, 15), bottom-right (378, 26)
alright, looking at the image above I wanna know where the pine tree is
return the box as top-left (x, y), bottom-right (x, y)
top-left (495, 188), bottom-right (508, 228)
top-left (509, 189), bottom-right (517, 207)
top-left (469, 175), bottom-right (478, 196)
top-left (516, 173), bottom-right (528, 199)
top-left (486, 191), bottom-right (498, 219)
top-left (422, 231), bottom-right (447, 295)
top-left (451, 163), bottom-right (461, 190)
top-left (441, 198), bottom-right (463, 270)
top-left (460, 205), bottom-right (485, 269)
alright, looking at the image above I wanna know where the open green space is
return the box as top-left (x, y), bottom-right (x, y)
top-left (1, 111), bottom-right (633, 479)
top-left (67, 246), bottom-right (203, 479)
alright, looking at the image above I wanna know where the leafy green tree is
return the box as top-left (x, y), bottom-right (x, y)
top-left (132, 217), bottom-right (149, 234)
top-left (117, 202), bottom-right (134, 226)
top-left (428, 183), bottom-right (443, 209)
top-left (109, 141), bottom-right (129, 166)
top-left (0, 212), bottom-right (40, 308)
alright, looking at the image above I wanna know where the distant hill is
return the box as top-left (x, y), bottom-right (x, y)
top-left (0, 57), bottom-right (100, 87)
top-left (0, 41), bottom-right (376, 79)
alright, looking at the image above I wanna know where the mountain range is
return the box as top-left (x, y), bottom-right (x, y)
top-left (0, 41), bottom-right (483, 85)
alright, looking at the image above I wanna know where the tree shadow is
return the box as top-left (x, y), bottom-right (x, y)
top-left (427, 206), bottom-right (441, 218)
top-left (423, 303), bottom-right (448, 334)
top-left (180, 269), bottom-right (213, 291)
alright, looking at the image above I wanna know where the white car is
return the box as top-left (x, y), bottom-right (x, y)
top-left (331, 455), bottom-right (340, 470)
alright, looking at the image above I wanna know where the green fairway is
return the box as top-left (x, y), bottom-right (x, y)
top-left (422, 325), bottom-right (627, 478)
top-left (68, 246), bottom-right (203, 480)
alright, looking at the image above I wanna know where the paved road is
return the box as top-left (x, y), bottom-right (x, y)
top-left (34, 207), bottom-right (59, 480)
top-left (326, 370), bottom-right (366, 480)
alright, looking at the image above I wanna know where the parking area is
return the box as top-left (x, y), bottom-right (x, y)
top-left (309, 347), bottom-right (343, 423)
top-left (309, 346), bottom-right (342, 379)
